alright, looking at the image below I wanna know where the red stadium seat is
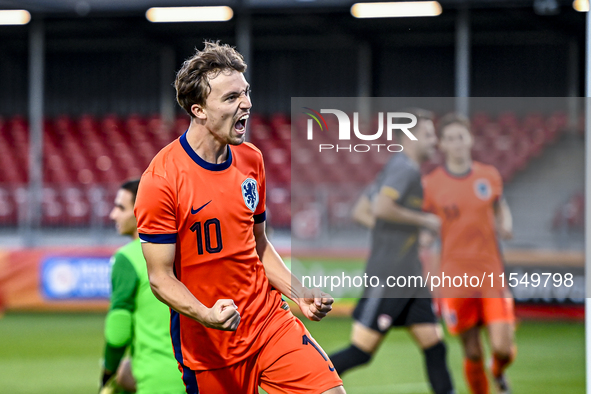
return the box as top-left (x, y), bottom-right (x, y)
top-left (269, 113), bottom-right (290, 129)
top-left (250, 123), bottom-right (272, 143)
top-left (0, 186), bottom-right (17, 225)
top-left (61, 186), bottom-right (91, 225)
top-left (41, 186), bottom-right (65, 226)
top-left (173, 116), bottom-right (190, 136)
top-left (327, 184), bottom-right (364, 227)
top-left (266, 186), bottom-right (291, 228)
top-left (471, 112), bottom-right (490, 136)
top-left (497, 111), bottom-right (518, 131)
top-left (552, 191), bottom-right (585, 232)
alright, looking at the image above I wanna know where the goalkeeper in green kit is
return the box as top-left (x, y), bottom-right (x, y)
top-left (100, 179), bottom-right (185, 394)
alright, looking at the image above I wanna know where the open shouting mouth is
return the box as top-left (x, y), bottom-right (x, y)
top-left (234, 113), bottom-right (249, 134)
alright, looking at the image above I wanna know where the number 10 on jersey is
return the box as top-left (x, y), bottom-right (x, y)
top-left (190, 219), bottom-right (223, 254)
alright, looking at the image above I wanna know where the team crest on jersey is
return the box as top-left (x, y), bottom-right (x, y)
top-left (241, 178), bottom-right (259, 212)
top-left (473, 178), bottom-right (492, 200)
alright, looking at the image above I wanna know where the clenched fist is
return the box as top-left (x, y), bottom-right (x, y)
top-left (297, 288), bottom-right (334, 322)
top-left (201, 299), bottom-right (241, 331)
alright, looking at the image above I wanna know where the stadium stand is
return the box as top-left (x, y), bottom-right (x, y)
top-left (0, 110), bottom-right (574, 229)
top-left (553, 191), bottom-right (585, 233)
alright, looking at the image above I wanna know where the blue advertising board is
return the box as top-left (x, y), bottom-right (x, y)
top-left (41, 256), bottom-right (112, 300)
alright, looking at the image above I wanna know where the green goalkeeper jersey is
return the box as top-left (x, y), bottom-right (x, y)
top-left (103, 238), bottom-right (185, 394)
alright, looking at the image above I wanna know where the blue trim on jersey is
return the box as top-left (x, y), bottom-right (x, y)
top-left (254, 211), bottom-right (266, 223)
top-left (443, 164), bottom-right (473, 179)
top-left (181, 363), bottom-right (199, 394)
top-left (170, 309), bottom-right (184, 365)
top-left (138, 233), bottom-right (177, 244)
top-left (180, 131), bottom-right (233, 171)
top-left (171, 309), bottom-right (199, 393)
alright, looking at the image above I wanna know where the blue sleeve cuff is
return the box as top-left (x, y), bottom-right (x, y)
top-left (254, 211), bottom-right (266, 224)
top-left (139, 233), bottom-right (177, 244)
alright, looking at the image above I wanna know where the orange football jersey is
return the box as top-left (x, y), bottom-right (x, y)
top-left (422, 162), bottom-right (505, 281)
top-left (134, 132), bottom-right (285, 371)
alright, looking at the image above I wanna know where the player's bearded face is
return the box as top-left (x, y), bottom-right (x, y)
top-left (440, 124), bottom-right (473, 161)
top-left (109, 189), bottom-right (137, 237)
top-left (203, 70), bottom-right (252, 146)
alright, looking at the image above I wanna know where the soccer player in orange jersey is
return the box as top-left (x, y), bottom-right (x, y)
top-left (134, 41), bottom-right (344, 394)
top-left (422, 113), bottom-right (516, 394)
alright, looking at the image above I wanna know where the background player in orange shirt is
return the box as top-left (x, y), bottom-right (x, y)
top-left (422, 113), bottom-right (516, 394)
top-left (134, 41), bottom-right (345, 394)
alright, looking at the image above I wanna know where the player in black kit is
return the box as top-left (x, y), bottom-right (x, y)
top-left (329, 109), bottom-right (455, 394)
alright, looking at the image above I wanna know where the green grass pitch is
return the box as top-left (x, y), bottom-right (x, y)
top-left (0, 313), bottom-right (584, 393)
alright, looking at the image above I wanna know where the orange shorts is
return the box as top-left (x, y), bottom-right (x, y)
top-left (441, 297), bottom-right (515, 335)
top-left (190, 312), bottom-right (342, 394)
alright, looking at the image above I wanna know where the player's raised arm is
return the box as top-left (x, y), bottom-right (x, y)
top-left (142, 242), bottom-right (241, 331)
top-left (253, 222), bottom-right (334, 322)
top-left (373, 187), bottom-right (441, 233)
top-left (494, 196), bottom-right (513, 240)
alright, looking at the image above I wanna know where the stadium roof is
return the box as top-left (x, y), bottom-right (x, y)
top-left (0, 0), bottom-right (580, 14)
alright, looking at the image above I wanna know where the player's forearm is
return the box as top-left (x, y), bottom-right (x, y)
top-left (496, 213), bottom-right (512, 234)
top-left (352, 208), bottom-right (375, 228)
top-left (260, 240), bottom-right (306, 300)
top-left (142, 242), bottom-right (211, 324)
top-left (254, 222), bottom-right (308, 302)
top-left (351, 195), bottom-right (375, 229)
top-left (356, 216), bottom-right (375, 229)
top-left (372, 191), bottom-right (431, 228)
top-left (374, 203), bottom-right (428, 228)
top-left (499, 201), bottom-right (512, 232)
top-left (102, 343), bottom-right (126, 378)
top-left (495, 198), bottom-right (513, 238)
top-left (148, 272), bottom-right (210, 323)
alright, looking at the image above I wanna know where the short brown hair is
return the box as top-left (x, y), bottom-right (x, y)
top-left (175, 41), bottom-right (247, 116)
top-left (391, 108), bottom-right (434, 141)
top-left (404, 107), bottom-right (434, 122)
top-left (437, 113), bottom-right (472, 138)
